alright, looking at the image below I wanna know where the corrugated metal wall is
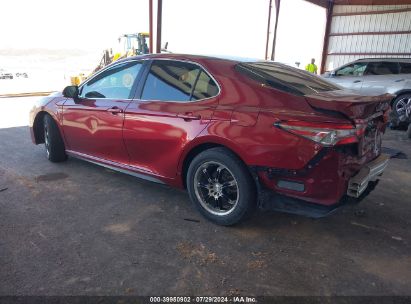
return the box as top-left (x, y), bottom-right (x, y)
top-left (324, 4), bottom-right (411, 71)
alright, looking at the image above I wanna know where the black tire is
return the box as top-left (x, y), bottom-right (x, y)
top-left (186, 147), bottom-right (257, 226)
top-left (407, 123), bottom-right (411, 139)
top-left (391, 94), bottom-right (411, 129)
top-left (43, 114), bottom-right (67, 162)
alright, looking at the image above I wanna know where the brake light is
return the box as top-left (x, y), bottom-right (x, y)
top-left (275, 120), bottom-right (358, 146)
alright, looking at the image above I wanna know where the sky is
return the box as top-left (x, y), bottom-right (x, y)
top-left (0, 0), bottom-right (149, 51)
top-left (0, 0), bottom-right (326, 67)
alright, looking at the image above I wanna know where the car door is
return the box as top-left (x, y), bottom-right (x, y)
top-left (360, 61), bottom-right (400, 95)
top-left (123, 59), bottom-right (220, 179)
top-left (62, 60), bottom-right (143, 164)
top-left (332, 61), bottom-right (367, 91)
top-left (330, 62), bottom-right (367, 91)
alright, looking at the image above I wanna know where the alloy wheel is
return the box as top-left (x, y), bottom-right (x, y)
top-left (44, 124), bottom-right (50, 158)
top-left (193, 161), bottom-right (239, 216)
top-left (395, 97), bottom-right (411, 121)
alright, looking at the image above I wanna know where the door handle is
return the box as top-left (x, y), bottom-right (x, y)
top-left (177, 112), bottom-right (201, 121)
top-left (395, 79), bottom-right (405, 82)
top-left (107, 107), bottom-right (123, 114)
top-left (353, 80), bottom-right (361, 83)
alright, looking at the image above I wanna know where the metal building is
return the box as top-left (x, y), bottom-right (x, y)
top-left (310, 0), bottom-right (411, 72)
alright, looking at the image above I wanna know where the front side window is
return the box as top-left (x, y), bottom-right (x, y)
top-left (364, 62), bottom-right (399, 75)
top-left (336, 62), bottom-right (367, 77)
top-left (80, 61), bottom-right (142, 99)
top-left (141, 60), bottom-right (218, 102)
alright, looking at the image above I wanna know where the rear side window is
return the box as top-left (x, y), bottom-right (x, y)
top-left (236, 62), bottom-right (340, 96)
top-left (80, 61), bottom-right (142, 99)
top-left (365, 62), bottom-right (399, 75)
top-left (141, 60), bottom-right (218, 102)
top-left (399, 62), bottom-right (411, 74)
top-left (192, 71), bottom-right (219, 100)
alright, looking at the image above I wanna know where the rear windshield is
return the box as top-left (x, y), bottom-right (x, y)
top-left (235, 62), bottom-right (341, 96)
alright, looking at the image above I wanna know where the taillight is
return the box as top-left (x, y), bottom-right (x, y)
top-left (275, 120), bottom-right (358, 146)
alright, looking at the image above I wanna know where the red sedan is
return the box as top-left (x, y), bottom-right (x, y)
top-left (30, 54), bottom-right (390, 225)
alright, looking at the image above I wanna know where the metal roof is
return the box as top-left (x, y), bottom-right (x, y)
top-left (354, 58), bottom-right (411, 62)
top-left (305, 0), bottom-right (411, 8)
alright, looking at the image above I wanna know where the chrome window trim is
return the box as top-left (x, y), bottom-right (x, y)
top-left (77, 57), bottom-right (222, 102)
top-left (137, 58), bottom-right (221, 103)
top-left (78, 59), bottom-right (144, 100)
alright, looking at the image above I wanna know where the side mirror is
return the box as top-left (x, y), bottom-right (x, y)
top-left (63, 85), bottom-right (79, 98)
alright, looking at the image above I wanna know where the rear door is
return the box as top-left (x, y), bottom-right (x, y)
top-left (360, 61), bottom-right (400, 95)
top-left (399, 62), bottom-right (411, 75)
top-left (331, 62), bottom-right (367, 91)
top-left (399, 62), bottom-right (411, 82)
top-left (123, 59), bottom-right (220, 178)
top-left (62, 60), bottom-right (143, 164)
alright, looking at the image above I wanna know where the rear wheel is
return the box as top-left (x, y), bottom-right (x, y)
top-left (186, 147), bottom-right (256, 226)
top-left (391, 94), bottom-right (411, 129)
top-left (43, 114), bottom-right (67, 162)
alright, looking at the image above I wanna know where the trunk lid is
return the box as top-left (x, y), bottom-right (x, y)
top-left (304, 90), bottom-right (392, 120)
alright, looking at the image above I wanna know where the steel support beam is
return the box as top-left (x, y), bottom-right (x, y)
top-left (333, 0), bottom-right (411, 5)
top-left (329, 30), bottom-right (411, 36)
top-left (309, 0), bottom-right (411, 4)
top-left (333, 7), bottom-right (411, 16)
top-left (320, 0), bottom-right (333, 73)
top-left (265, 0), bottom-right (273, 60)
top-left (270, 0), bottom-right (281, 61)
top-left (156, 0), bottom-right (163, 53)
top-left (328, 52), bottom-right (411, 56)
top-left (149, 0), bottom-right (153, 53)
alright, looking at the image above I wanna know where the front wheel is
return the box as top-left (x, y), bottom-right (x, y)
top-left (186, 147), bottom-right (256, 226)
top-left (43, 114), bottom-right (67, 162)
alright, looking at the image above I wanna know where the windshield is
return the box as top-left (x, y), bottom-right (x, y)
top-left (236, 62), bottom-right (341, 96)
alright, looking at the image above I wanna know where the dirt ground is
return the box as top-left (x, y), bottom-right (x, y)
top-left (0, 97), bottom-right (410, 296)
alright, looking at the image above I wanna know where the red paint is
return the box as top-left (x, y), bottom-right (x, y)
top-left (29, 54), bottom-right (391, 207)
top-left (62, 97), bottom-right (131, 164)
top-left (123, 97), bottom-right (216, 178)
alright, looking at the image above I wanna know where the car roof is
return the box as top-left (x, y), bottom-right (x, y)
top-left (120, 53), bottom-right (261, 65)
top-left (354, 58), bottom-right (411, 63)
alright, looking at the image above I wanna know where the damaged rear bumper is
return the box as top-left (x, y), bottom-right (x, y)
top-left (254, 152), bottom-right (390, 218)
top-left (347, 153), bottom-right (389, 198)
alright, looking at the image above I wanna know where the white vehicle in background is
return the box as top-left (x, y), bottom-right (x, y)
top-left (15, 72), bottom-right (28, 78)
top-left (323, 58), bottom-right (411, 128)
top-left (0, 69), bottom-right (13, 79)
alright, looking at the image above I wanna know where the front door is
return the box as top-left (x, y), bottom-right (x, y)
top-left (123, 59), bottom-right (220, 179)
top-left (332, 61), bottom-right (367, 91)
top-left (62, 60), bottom-right (143, 164)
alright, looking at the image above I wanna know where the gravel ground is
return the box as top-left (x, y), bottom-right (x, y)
top-left (0, 97), bottom-right (410, 296)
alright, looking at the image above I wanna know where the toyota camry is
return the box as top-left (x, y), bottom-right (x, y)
top-left (30, 54), bottom-right (391, 225)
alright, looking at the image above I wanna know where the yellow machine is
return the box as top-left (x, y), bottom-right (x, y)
top-left (70, 32), bottom-right (150, 85)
